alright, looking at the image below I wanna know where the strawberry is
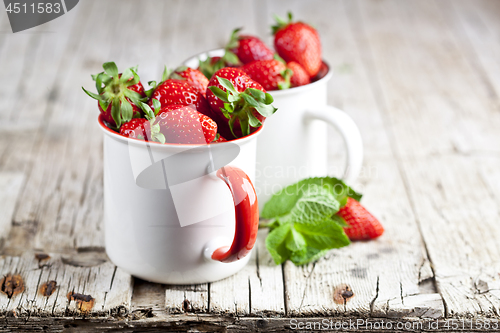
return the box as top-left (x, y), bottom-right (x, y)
top-left (227, 28), bottom-right (274, 65)
top-left (119, 118), bottom-right (150, 141)
top-left (170, 66), bottom-right (209, 97)
top-left (272, 13), bottom-right (322, 77)
top-left (155, 105), bottom-right (217, 144)
top-left (148, 79), bottom-right (211, 116)
top-left (241, 59), bottom-right (292, 91)
top-left (288, 61), bottom-right (310, 87)
top-left (206, 67), bottom-right (277, 138)
top-left (337, 198), bottom-right (384, 241)
top-left (212, 134), bottom-right (227, 143)
top-left (313, 62), bottom-right (329, 81)
top-left (82, 62), bottom-right (146, 128)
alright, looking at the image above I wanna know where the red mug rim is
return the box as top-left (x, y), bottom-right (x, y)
top-left (97, 113), bottom-right (264, 148)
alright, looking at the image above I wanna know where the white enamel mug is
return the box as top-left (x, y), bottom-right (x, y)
top-left (184, 50), bottom-right (363, 209)
top-left (99, 115), bottom-right (260, 284)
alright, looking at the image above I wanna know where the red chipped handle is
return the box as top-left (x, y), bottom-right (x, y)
top-left (211, 166), bottom-right (259, 263)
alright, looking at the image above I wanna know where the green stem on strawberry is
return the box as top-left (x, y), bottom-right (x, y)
top-left (82, 62), bottom-right (147, 128)
top-left (199, 29), bottom-right (243, 80)
top-left (271, 12), bottom-right (293, 34)
top-left (209, 76), bottom-right (276, 137)
top-left (138, 99), bottom-right (166, 144)
top-left (144, 66), bottom-right (171, 98)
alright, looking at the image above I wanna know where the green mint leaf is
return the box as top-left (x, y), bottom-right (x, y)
top-left (103, 62), bottom-right (119, 78)
top-left (286, 227), bottom-right (306, 252)
top-left (331, 214), bottom-right (348, 227)
top-left (288, 185), bottom-right (340, 224)
top-left (294, 219), bottom-right (350, 250)
top-left (290, 247), bottom-right (329, 266)
top-left (262, 177), bottom-right (362, 219)
top-left (265, 223), bottom-right (292, 265)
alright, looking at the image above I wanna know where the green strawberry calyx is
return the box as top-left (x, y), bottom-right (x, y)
top-left (199, 29), bottom-right (242, 80)
top-left (272, 12), bottom-right (293, 35)
top-left (169, 66), bottom-right (189, 81)
top-left (138, 99), bottom-right (165, 144)
top-left (274, 54), bottom-right (292, 90)
top-left (82, 62), bottom-right (146, 128)
top-left (144, 66), bottom-right (171, 98)
top-left (209, 76), bottom-right (277, 138)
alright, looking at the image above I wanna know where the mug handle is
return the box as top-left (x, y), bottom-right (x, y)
top-left (304, 106), bottom-right (363, 183)
top-left (204, 166), bottom-right (259, 263)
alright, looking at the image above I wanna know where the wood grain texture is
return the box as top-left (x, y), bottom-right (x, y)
top-left (0, 0), bottom-right (499, 326)
top-left (351, 0), bottom-right (500, 318)
top-left (0, 252), bottom-right (132, 316)
top-left (0, 173), bottom-right (24, 242)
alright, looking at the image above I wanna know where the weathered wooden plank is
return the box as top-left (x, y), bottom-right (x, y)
top-left (0, 173), bottom-right (24, 242)
top-left (165, 284), bottom-right (208, 314)
top-left (7, 0), bottom-right (95, 226)
top-left (258, 0), bottom-right (438, 318)
top-left (401, 156), bottom-right (500, 317)
top-left (353, 0), bottom-right (500, 317)
top-left (282, 156), bottom-right (440, 318)
top-left (446, 0), bottom-right (500, 101)
top-left (209, 231), bottom-right (285, 316)
top-left (0, 252), bottom-right (132, 316)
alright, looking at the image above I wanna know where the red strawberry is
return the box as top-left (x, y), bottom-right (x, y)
top-left (82, 62), bottom-right (146, 127)
top-left (288, 61), bottom-right (310, 87)
top-left (149, 79), bottom-right (211, 116)
top-left (313, 62), bottom-right (329, 81)
top-left (241, 59), bottom-right (292, 91)
top-left (212, 134), bottom-right (227, 143)
top-left (337, 198), bottom-right (384, 241)
top-left (206, 67), bottom-right (277, 139)
top-left (155, 105), bottom-right (217, 144)
top-left (119, 118), bottom-right (150, 141)
top-left (272, 13), bottom-right (322, 77)
top-left (170, 67), bottom-right (209, 97)
top-left (227, 29), bottom-right (274, 65)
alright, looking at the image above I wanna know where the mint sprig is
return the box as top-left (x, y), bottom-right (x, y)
top-left (261, 177), bottom-right (362, 266)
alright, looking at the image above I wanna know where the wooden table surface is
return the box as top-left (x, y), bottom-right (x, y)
top-left (1, 0), bottom-right (500, 331)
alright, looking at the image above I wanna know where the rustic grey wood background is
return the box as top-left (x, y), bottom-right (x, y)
top-left (1, 0), bottom-right (500, 331)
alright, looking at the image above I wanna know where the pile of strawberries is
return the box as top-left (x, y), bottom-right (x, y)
top-left (83, 13), bottom-right (323, 145)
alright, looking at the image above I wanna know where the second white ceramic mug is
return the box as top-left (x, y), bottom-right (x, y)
top-left (257, 65), bottom-right (363, 207)
top-left (184, 50), bottom-right (363, 209)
